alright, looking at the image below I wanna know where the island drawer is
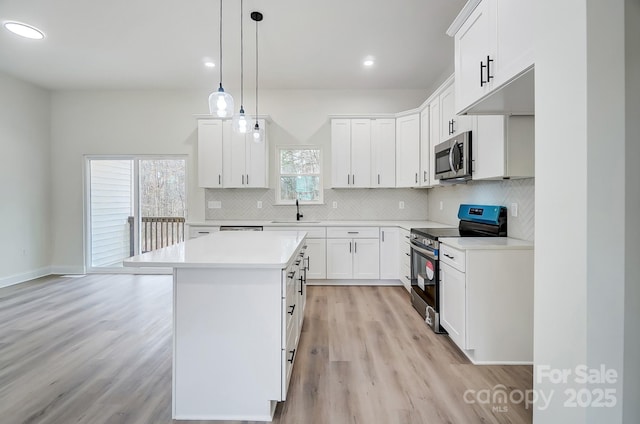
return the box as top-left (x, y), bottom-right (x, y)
top-left (326, 227), bottom-right (379, 238)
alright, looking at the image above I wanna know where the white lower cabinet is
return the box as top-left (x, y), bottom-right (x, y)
top-left (326, 227), bottom-right (380, 279)
top-left (398, 228), bottom-right (411, 291)
top-left (379, 227), bottom-right (399, 279)
top-left (304, 238), bottom-right (326, 279)
top-left (439, 241), bottom-right (534, 364)
top-left (187, 225), bottom-right (220, 239)
top-left (440, 261), bottom-right (467, 349)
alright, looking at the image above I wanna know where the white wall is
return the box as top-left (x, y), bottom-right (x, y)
top-left (535, 0), bottom-right (631, 422)
top-left (0, 72), bottom-right (52, 286)
top-left (624, 0), bottom-right (640, 422)
top-left (49, 88), bottom-right (428, 272)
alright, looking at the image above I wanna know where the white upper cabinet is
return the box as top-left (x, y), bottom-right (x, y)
top-left (419, 109), bottom-right (430, 187)
top-left (395, 114), bottom-right (421, 187)
top-left (428, 97), bottom-right (441, 187)
top-left (371, 119), bottom-right (396, 187)
top-left (472, 115), bottom-right (534, 180)
top-left (222, 119), bottom-right (268, 188)
top-left (331, 119), bottom-right (371, 188)
top-left (451, 0), bottom-right (534, 114)
top-left (440, 82), bottom-right (473, 141)
top-left (197, 119), bottom-right (224, 188)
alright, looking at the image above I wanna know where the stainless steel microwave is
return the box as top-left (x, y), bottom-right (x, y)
top-left (434, 131), bottom-right (472, 181)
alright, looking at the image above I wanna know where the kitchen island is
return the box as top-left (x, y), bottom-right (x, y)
top-left (124, 230), bottom-right (308, 422)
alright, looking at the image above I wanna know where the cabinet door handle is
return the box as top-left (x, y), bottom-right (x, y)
top-left (480, 59), bottom-right (486, 87)
top-left (486, 55), bottom-right (494, 82)
top-left (381, 231), bottom-right (385, 242)
top-left (288, 304), bottom-right (296, 315)
top-left (415, 173), bottom-right (418, 183)
top-left (218, 174), bottom-right (221, 185)
top-left (246, 174), bottom-right (249, 185)
top-left (349, 242), bottom-right (352, 253)
top-left (354, 241), bottom-right (357, 253)
top-left (288, 349), bottom-right (296, 363)
top-left (305, 256), bottom-right (310, 271)
top-left (242, 175), bottom-right (245, 185)
top-left (352, 174), bottom-right (355, 185)
top-left (424, 171), bottom-right (427, 182)
top-left (299, 276), bottom-right (304, 295)
top-left (347, 174), bottom-right (350, 185)
top-left (378, 174), bottom-right (380, 185)
top-left (451, 119), bottom-right (455, 135)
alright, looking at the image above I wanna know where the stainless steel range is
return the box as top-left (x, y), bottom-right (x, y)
top-left (409, 204), bottom-right (507, 333)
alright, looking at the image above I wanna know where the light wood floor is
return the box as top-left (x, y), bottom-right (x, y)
top-left (0, 274), bottom-right (532, 424)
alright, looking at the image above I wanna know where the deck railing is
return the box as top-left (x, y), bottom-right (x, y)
top-left (128, 216), bottom-right (185, 255)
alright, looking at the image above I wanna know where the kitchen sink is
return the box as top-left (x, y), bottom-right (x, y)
top-left (270, 220), bottom-right (321, 224)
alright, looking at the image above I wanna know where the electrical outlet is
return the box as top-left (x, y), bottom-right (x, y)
top-left (208, 201), bottom-right (222, 209)
top-left (257, 201), bottom-right (262, 209)
top-left (439, 201), bottom-right (443, 211)
top-left (399, 201), bottom-right (405, 209)
top-left (511, 203), bottom-right (519, 217)
top-left (333, 201), bottom-right (338, 209)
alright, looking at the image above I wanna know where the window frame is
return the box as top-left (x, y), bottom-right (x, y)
top-left (275, 145), bottom-right (323, 205)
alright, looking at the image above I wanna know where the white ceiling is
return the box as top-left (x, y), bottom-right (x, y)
top-left (0, 0), bottom-right (465, 91)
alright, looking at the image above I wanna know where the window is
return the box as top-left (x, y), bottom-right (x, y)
top-left (277, 147), bottom-right (322, 204)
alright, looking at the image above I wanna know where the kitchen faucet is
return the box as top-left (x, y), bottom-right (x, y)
top-left (296, 199), bottom-right (303, 221)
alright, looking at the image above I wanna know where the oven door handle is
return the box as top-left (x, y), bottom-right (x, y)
top-left (410, 242), bottom-right (437, 260)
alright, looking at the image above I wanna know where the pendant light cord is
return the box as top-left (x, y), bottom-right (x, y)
top-left (219, 0), bottom-right (223, 88)
top-left (255, 16), bottom-right (259, 122)
top-left (240, 0), bottom-right (244, 108)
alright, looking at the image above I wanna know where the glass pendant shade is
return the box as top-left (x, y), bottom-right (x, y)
top-left (232, 107), bottom-right (252, 134)
top-left (209, 85), bottom-right (234, 118)
top-left (251, 121), bottom-right (264, 143)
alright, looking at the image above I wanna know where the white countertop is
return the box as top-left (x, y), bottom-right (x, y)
top-left (440, 237), bottom-right (534, 250)
top-left (124, 231), bottom-right (306, 269)
top-left (187, 220), bottom-right (453, 231)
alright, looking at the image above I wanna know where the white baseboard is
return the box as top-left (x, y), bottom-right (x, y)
top-left (307, 279), bottom-right (403, 286)
top-left (50, 265), bottom-right (86, 275)
top-left (0, 267), bottom-right (52, 289)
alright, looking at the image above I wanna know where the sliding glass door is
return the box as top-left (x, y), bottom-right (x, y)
top-left (86, 156), bottom-right (186, 271)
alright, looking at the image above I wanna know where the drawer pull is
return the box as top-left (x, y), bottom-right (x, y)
top-left (405, 253), bottom-right (410, 256)
top-left (287, 271), bottom-right (295, 279)
top-left (288, 349), bottom-right (296, 363)
top-left (197, 231), bottom-right (209, 234)
top-left (443, 253), bottom-right (455, 260)
top-left (288, 304), bottom-right (296, 315)
top-left (405, 275), bottom-right (411, 281)
top-left (295, 260), bottom-right (301, 266)
top-left (347, 231), bottom-right (359, 234)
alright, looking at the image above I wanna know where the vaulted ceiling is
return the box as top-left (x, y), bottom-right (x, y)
top-left (0, 0), bottom-right (465, 91)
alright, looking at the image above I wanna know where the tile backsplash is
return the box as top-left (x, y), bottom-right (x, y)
top-left (204, 188), bottom-right (429, 221)
top-left (427, 178), bottom-right (535, 241)
top-left (204, 179), bottom-right (535, 241)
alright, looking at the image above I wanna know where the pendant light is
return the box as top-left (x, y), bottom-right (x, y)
top-left (208, 0), bottom-right (234, 117)
top-left (232, 0), bottom-right (251, 133)
top-left (250, 11), bottom-right (264, 143)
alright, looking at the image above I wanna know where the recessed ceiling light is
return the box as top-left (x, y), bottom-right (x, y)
top-left (3, 21), bottom-right (45, 40)
top-left (363, 58), bottom-right (375, 67)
